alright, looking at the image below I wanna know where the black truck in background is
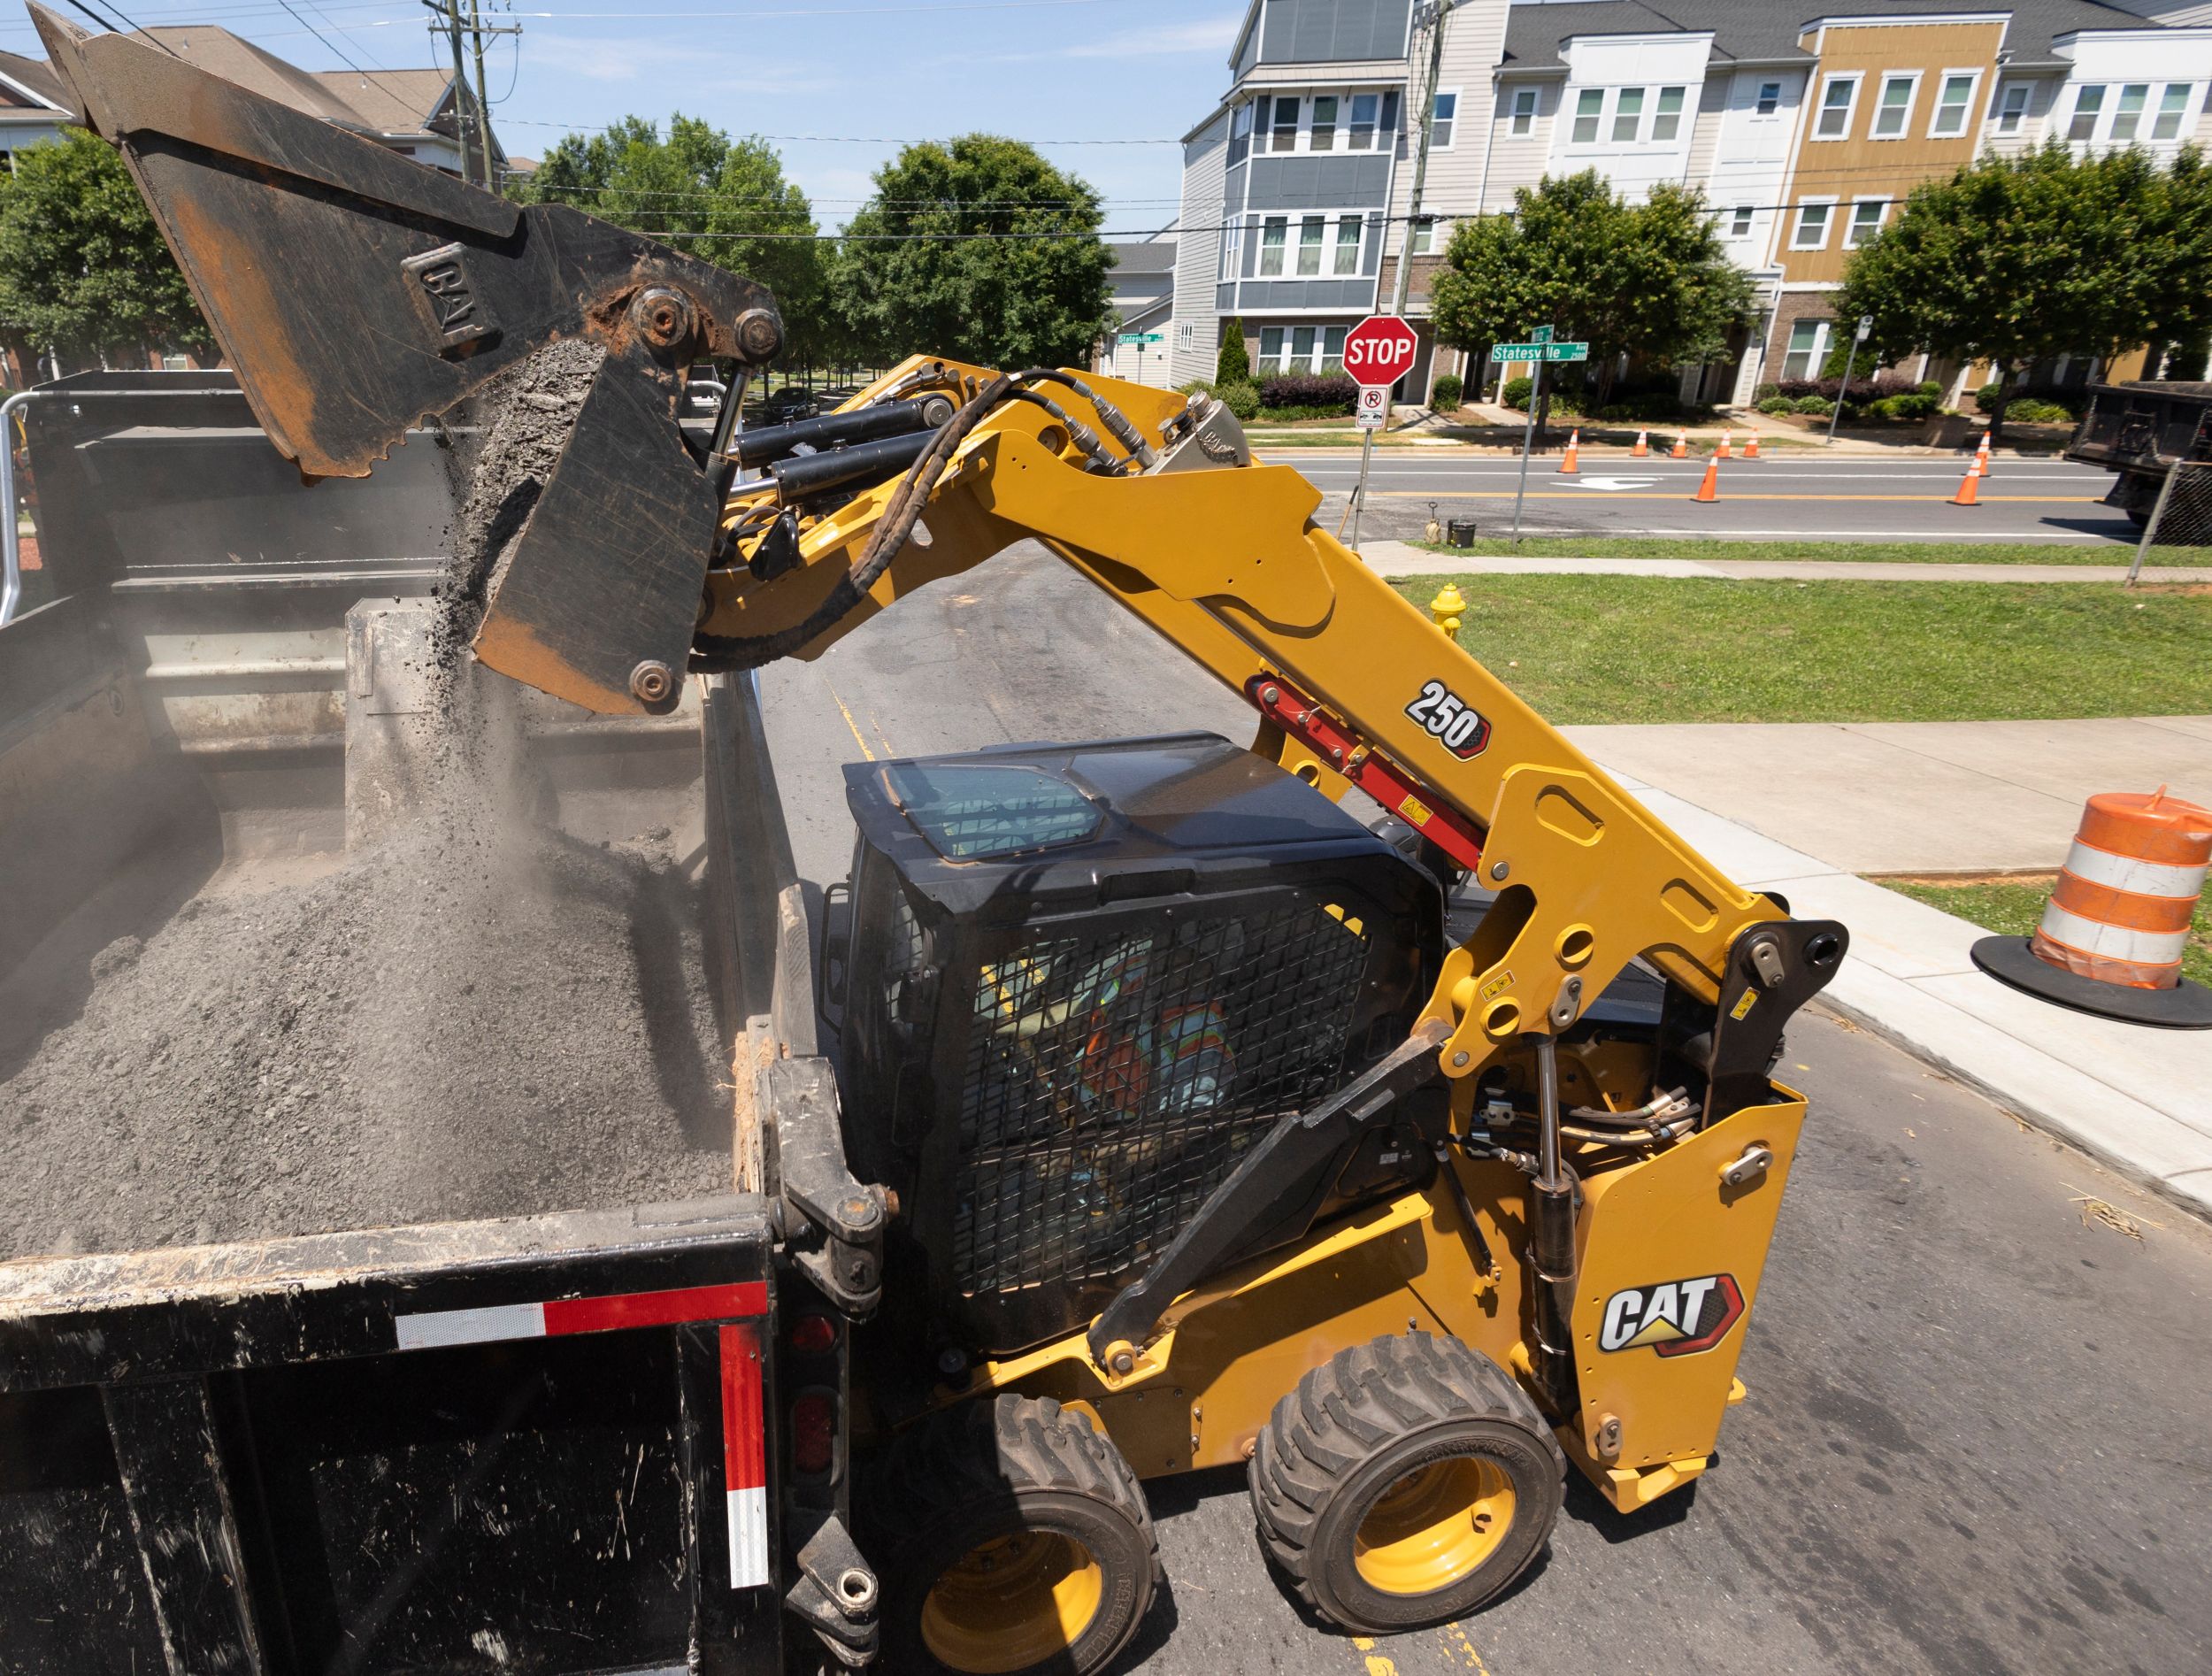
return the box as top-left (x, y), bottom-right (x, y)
top-left (2064, 379), bottom-right (2212, 524)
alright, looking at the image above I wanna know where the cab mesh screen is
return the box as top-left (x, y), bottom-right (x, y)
top-left (953, 898), bottom-right (1371, 1297)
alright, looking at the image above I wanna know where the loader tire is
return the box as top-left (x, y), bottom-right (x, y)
top-left (1249, 1331), bottom-right (1564, 1633)
top-left (869, 1394), bottom-right (1158, 1676)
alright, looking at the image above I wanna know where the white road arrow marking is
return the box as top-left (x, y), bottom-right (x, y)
top-left (1574, 476), bottom-right (1663, 491)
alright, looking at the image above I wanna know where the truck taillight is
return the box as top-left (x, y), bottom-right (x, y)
top-left (792, 1391), bottom-right (836, 1476)
top-left (787, 1313), bottom-right (836, 1355)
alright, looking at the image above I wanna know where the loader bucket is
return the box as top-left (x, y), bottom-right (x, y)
top-left (29, 6), bottom-right (785, 714)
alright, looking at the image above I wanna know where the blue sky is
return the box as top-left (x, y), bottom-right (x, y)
top-left (8, 0), bottom-right (1246, 234)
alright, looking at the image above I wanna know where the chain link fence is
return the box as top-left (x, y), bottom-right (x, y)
top-left (2131, 459), bottom-right (2212, 583)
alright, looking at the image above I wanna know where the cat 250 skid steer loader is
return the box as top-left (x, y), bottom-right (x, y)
top-left (32, 10), bottom-right (1846, 1672)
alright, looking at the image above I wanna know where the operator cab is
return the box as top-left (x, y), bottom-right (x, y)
top-left (821, 733), bottom-right (1445, 1362)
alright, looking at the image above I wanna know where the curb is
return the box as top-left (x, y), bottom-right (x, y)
top-left (1587, 772), bottom-right (2212, 1224)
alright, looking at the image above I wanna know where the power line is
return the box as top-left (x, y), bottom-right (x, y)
top-left (54, 0), bottom-right (184, 55)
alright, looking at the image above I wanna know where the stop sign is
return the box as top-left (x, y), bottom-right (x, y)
top-left (1343, 315), bottom-right (1419, 387)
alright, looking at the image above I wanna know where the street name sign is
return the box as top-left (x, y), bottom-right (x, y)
top-left (1118, 332), bottom-right (1163, 345)
top-left (1490, 340), bottom-right (1590, 363)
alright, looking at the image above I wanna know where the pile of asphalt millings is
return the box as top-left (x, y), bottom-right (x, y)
top-left (0, 339), bottom-right (733, 1261)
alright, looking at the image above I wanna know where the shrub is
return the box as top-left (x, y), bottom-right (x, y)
top-left (1216, 381), bottom-right (1260, 420)
top-left (1258, 373), bottom-right (1358, 412)
top-left (2006, 397), bottom-right (2078, 425)
top-left (1917, 381), bottom-right (1943, 396)
top-left (1793, 395), bottom-right (1834, 415)
top-left (1756, 395), bottom-right (1793, 415)
top-left (1755, 382), bottom-right (1781, 402)
top-left (1175, 379), bottom-right (1214, 397)
top-left (1429, 373), bottom-right (1463, 410)
top-left (1216, 319), bottom-right (1250, 387)
top-left (1502, 375), bottom-right (1533, 411)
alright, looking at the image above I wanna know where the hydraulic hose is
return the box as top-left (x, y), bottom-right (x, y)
top-left (690, 372), bottom-right (1017, 672)
top-left (1018, 368), bottom-right (1158, 469)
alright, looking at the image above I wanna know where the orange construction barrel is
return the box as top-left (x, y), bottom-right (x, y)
top-left (1971, 788), bottom-right (2212, 1027)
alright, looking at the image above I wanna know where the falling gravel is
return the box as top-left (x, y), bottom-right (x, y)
top-left (0, 341), bottom-right (731, 1261)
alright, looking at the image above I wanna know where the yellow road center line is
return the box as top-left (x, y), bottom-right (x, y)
top-left (825, 679), bottom-right (876, 762)
top-left (1368, 490), bottom-right (2097, 503)
top-left (1443, 1624), bottom-right (1494, 1673)
top-left (1350, 1637), bottom-right (1398, 1676)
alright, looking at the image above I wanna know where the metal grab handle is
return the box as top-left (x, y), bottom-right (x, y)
top-left (0, 387), bottom-right (240, 627)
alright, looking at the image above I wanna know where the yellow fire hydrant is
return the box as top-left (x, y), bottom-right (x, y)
top-left (1429, 583), bottom-right (1466, 642)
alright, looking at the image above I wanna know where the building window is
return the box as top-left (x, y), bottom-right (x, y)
top-left (1259, 326), bottom-right (1285, 374)
top-left (1510, 86), bottom-right (1538, 135)
top-left (1571, 88), bottom-right (1602, 143)
top-left (1350, 92), bottom-right (1379, 149)
top-left (1310, 95), bottom-right (1338, 152)
top-left (1410, 215), bottom-right (1441, 255)
top-left (161, 353), bottom-right (191, 372)
top-left (1929, 72), bottom-right (1978, 138)
top-left (1229, 101), bottom-right (1253, 166)
top-left (1430, 89), bottom-right (1458, 149)
top-left (1610, 87), bottom-right (1645, 143)
top-left (1218, 221), bottom-right (1243, 281)
top-left (1790, 201), bottom-right (1833, 250)
top-left (1815, 74), bottom-right (1858, 139)
top-left (1291, 325), bottom-right (1317, 371)
top-left (2110, 82), bottom-right (2148, 143)
top-left (1296, 215), bottom-right (1325, 276)
top-left (2153, 84), bottom-right (2191, 141)
top-left (1271, 96), bottom-right (1300, 152)
top-left (1177, 322), bottom-right (1193, 350)
top-left (1782, 319), bottom-right (1830, 381)
top-left (1652, 86), bottom-right (1686, 142)
top-left (1872, 73), bottom-right (1917, 138)
top-left (2067, 84), bottom-right (2104, 142)
top-left (1755, 80), bottom-right (1781, 117)
top-left (1321, 325), bottom-right (1348, 376)
top-left (1730, 204), bottom-right (1755, 238)
top-left (1259, 217), bottom-right (1286, 277)
top-left (1334, 214), bottom-right (1363, 275)
top-left (1994, 82), bottom-right (2031, 135)
top-left (1845, 199), bottom-right (1886, 249)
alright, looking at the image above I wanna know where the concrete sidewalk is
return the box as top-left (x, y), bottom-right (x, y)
top-left (1560, 718), bottom-right (2212, 1219)
top-left (1361, 539), bottom-right (2210, 585)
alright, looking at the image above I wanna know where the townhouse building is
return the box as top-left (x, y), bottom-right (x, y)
top-left (1167, 0), bottom-right (2212, 409)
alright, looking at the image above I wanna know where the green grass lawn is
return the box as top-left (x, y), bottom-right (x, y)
top-left (1387, 575), bottom-right (2212, 724)
top-left (1880, 876), bottom-right (2211, 988)
top-left (1409, 535), bottom-right (2196, 567)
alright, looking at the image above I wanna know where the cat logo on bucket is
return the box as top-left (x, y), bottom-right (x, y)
top-left (1597, 1273), bottom-right (1744, 1357)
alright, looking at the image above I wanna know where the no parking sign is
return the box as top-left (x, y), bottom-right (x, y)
top-left (1354, 383), bottom-right (1388, 430)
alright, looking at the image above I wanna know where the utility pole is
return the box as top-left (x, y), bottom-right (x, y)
top-left (1350, 0), bottom-right (1455, 552)
top-left (467, 1), bottom-right (495, 190)
top-left (421, 0), bottom-right (522, 190)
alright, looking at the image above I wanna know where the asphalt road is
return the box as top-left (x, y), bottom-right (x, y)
top-left (1261, 450), bottom-right (2137, 546)
top-left (757, 548), bottom-right (2210, 1676)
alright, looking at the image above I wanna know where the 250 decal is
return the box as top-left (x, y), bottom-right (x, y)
top-left (1405, 680), bottom-right (1492, 761)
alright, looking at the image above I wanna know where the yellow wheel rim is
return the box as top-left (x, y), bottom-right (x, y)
top-left (919, 1530), bottom-right (1103, 1674)
top-left (1352, 1457), bottom-right (1516, 1596)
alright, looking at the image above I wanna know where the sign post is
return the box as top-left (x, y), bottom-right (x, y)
top-left (1118, 330), bottom-right (1163, 386)
top-left (1491, 329), bottom-right (1589, 543)
top-left (1825, 314), bottom-right (1873, 447)
top-left (1343, 314), bottom-right (1421, 550)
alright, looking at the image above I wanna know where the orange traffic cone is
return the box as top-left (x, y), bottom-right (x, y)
top-left (1950, 463), bottom-right (1981, 506)
top-left (1743, 432), bottom-right (1761, 459)
top-left (1671, 431), bottom-right (1688, 459)
top-left (1692, 457), bottom-right (1720, 503)
top-left (1632, 430), bottom-right (1649, 457)
top-left (1558, 428), bottom-right (1580, 474)
top-left (1971, 430), bottom-right (1992, 477)
top-left (1714, 430), bottom-right (1732, 459)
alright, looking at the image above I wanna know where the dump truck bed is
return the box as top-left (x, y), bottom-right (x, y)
top-left (0, 376), bottom-right (808, 1674)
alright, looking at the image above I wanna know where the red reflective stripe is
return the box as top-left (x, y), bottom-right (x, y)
top-left (541, 1280), bottom-right (769, 1336)
top-left (720, 1322), bottom-right (767, 1493)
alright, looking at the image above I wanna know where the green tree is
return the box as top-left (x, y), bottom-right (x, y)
top-left (521, 114), bottom-right (831, 365)
top-left (1217, 317), bottom-right (1251, 386)
top-left (0, 131), bottom-right (211, 374)
top-left (1429, 172), bottom-right (1752, 433)
top-left (831, 135), bottom-right (1112, 370)
top-left (1836, 142), bottom-right (2212, 439)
